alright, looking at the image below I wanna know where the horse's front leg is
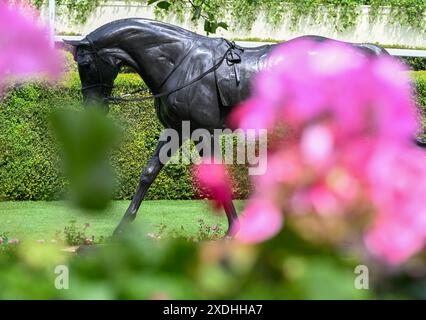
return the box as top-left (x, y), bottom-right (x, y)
top-left (113, 139), bottom-right (168, 236)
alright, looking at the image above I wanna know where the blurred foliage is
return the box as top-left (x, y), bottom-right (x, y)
top-left (51, 109), bottom-right (120, 211)
top-left (148, 0), bottom-right (229, 35)
top-left (30, 1), bottom-right (426, 35)
top-left (149, 0), bottom-right (426, 34)
top-left (0, 221), bottom-right (367, 299)
top-left (0, 216), bottom-right (425, 299)
top-left (31, 0), bottom-right (108, 24)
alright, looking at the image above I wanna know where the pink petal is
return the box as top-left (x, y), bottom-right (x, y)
top-left (237, 199), bottom-right (283, 243)
top-left (194, 161), bottom-right (233, 207)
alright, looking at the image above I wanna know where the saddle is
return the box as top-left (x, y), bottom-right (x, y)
top-left (214, 39), bottom-right (272, 107)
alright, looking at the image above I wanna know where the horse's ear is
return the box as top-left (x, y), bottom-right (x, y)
top-left (62, 38), bottom-right (90, 47)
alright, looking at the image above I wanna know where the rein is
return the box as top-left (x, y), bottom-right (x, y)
top-left (84, 38), bottom-right (244, 104)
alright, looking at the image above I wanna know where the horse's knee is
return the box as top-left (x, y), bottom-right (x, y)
top-left (140, 166), bottom-right (157, 184)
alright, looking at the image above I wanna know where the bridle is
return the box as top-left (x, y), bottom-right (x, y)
top-left (81, 37), bottom-right (244, 104)
top-left (80, 37), bottom-right (116, 95)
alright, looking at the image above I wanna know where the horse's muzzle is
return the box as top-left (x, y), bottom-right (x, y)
top-left (83, 94), bottom-right (110, 113)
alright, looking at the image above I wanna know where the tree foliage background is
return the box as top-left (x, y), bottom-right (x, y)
top-left (30, 0), bottom-right (426, 35)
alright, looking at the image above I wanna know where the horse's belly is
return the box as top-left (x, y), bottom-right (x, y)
top-left (155, 98), bottom-right (189, 130)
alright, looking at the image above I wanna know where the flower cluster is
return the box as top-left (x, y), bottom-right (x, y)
top-left (197, 39), bottom-right (425, 264)
top-left (0, 1), bottom-right (61, 91)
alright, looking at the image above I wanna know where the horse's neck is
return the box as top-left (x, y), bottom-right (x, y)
top-left (117, 28), bottom-right (195, 91)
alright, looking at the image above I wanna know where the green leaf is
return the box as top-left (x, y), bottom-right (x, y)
top-left (203, 20), bottom-right (212, 34)
top-left (217, 22), bottom-right (229, 30)
top-left (193, 6), bottom-right (202, 20)
top-left (209, 22), bottom-right (219, 34)
top-left (156, 1), bottom-right (171, 10)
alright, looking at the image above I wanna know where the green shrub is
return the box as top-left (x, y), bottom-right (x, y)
top-left (413, 71), bottom-right (426, 136)
top-left (401, 57), bottom-right (426, 71)
top-left (0, 73), bottom-right (198, 201)
top-left (414, 71), bottom-right (426, 107)
top-left (0, 71), bottom-right (425, 201)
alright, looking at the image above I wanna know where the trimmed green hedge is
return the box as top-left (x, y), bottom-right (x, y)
top-left (0, 71), bottom-right (425, 201)
top-left (414, 71), bottom-right (426, 136)
top-left (414, 71), bottom-right (426, 108)
top-left (401, 57), bottom-right (426, 72)
top-left (0, 73), bottom-right (195, 201)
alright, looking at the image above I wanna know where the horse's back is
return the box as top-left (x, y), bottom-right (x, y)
top-left (287, 35), bottom-right (389, 56)
top-left (158, 34), bottom-right (389, 132)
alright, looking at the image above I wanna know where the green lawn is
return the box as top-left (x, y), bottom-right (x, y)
top-left (0, 200), bottom-right (244, 241)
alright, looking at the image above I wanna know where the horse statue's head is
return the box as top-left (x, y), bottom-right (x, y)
top-left (64, 38), bottom-right (122, 112)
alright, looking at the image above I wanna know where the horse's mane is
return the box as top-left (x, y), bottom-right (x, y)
top-left (88, 18), bottom-right (205, 47)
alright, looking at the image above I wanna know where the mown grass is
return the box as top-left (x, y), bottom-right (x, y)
top-left (0, 200), bottom-right (244, 242)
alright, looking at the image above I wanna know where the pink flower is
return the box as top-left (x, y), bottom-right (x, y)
top-left (0, 1), bottom-right (62, 91)
top-left (228, 38), bottom-right (425, 264)
top-left (300, 124), bottom-right (335, 167)
top-left (194, 161), bottom-right (233, 208)
top-left (237, 199), bottom-right (283, 243)
top-left (8, 238), bottom-right (20, 245)
top-left (365, 220), bottom-right (425, 265)
top-left (254, 148), bottom-right (303, 188)
top-left (228, 97), bottom-right (277, 132)
top-left (362, 144), bottom-right (426, 263)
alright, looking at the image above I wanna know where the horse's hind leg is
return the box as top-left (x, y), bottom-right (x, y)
top-left (195, 135), bottom-right (240, 238)
top-left (113, 139), bottom-right (167, 236)
top-left (223, 200), bottom-right (240, 237)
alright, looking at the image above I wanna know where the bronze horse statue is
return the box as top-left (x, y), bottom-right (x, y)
top-left (64, 18), bottom-right (394, 237)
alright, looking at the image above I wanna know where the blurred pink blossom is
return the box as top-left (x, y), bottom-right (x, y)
top-left (0, 1), bottom-right (62, 90)
top-left (8, 238), bottom-right (20, 245)
top-left (237, 199), bottom-right (283, 244)
top-left (194, 160), bottom-right (233, 208)
top-left (364, 144), bottom-right (426, 264)
top-left (222, 39), bottom-right (424, 264)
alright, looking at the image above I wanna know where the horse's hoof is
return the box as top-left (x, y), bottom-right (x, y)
top-left (223, 222), bottom-right (240, 240)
